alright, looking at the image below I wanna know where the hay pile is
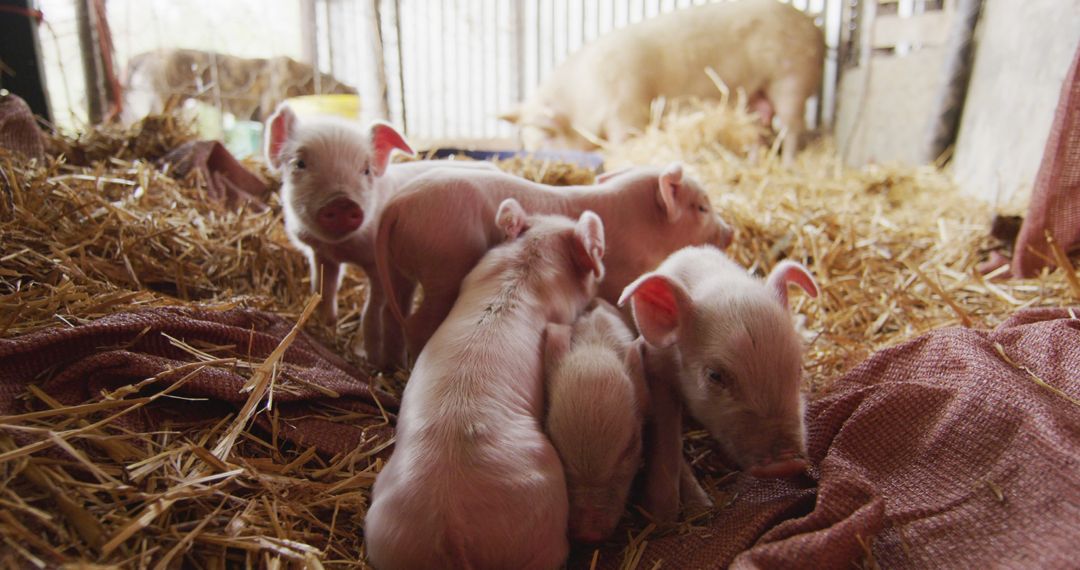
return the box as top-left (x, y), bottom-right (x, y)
top-left (0, 101), bottom-right (1075, 567)
top-left (608, 98), bottom-right (1076, 389)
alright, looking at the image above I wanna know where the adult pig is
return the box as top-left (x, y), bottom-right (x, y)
top-left (543, 299), bottom-right (646, 543)
top-left (264, 103), bottom-right (495, 368)
top-left (365, 199), bottom-right (606, 570)
top-left (618, 245), bottom-right (818, 522)
top-left (500, 0), bottom-right (824, 162)
top-left (375, 163), bottom-right (733, 364)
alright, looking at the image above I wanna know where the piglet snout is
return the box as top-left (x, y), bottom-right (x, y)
top-left (317, 198), bottom-right (364, 237)
top-left (748, 454), bottom-right (808, 479)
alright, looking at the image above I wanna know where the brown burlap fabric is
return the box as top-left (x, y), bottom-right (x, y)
top-left (0, 92), bottom-right (46, 160)
top-left (576, 306), bottom-right (1080, 568)
top-left (2, 306), bottom-right (1077, 566)
top-left (1012, 44), bottom-right (1080, 277)
top-left (0, 307), bottom-right (395, 457)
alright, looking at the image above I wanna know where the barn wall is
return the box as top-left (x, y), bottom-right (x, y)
top-left (951, 0), bottom-right (1080, 203)
top-left (833, 2), bottom-right (954, 167)
top-left (320, 0), bottom-right (840, 143)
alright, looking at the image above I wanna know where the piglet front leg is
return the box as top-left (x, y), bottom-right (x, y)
top-left (404, 286), bottom-right (460, 365)
top-left (355, 278), bottom-right (382, 366)
top-left (310, 250), bottom-right (342, 325)
top-left (375, 269), bottom-right (415, 370)
top-left (639, 342), bottom-right (685, 524)
top-left (680, 458), bottom-right (713, 513)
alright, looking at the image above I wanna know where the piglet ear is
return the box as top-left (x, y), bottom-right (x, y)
top-left (657, 163), bottom-right (684, 223)
top-left (370, 122), bottom-right (414, 177)
top-left (572, 211), bottom-right (605, 278)
top-left (495, 198), bottom-right (528, 240)
top-left (543, 323), bottom-right (573, 382)
top-left (618, 273), bottom-right (689, 348)
top-left (265, 104), bottom-right (297, 171)
top-left (766, 260), bottom-right (819, 309)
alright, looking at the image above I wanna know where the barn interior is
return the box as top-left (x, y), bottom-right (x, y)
top-left (1, 0), bottom-right (1078, 568)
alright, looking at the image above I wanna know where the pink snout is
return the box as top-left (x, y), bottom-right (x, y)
top-left (316, 198), bottom-right (364, 237)
top-left (748, 454), bottom-right (808, 479)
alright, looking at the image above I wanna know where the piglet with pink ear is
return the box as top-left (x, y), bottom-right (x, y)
top-left (264, 103), bottom-right (496, 369)
top-left (618, 245), bottom-right (819, 522)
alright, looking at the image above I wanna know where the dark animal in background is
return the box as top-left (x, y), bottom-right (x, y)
top-left (122, 48), bottom-right (356, 122)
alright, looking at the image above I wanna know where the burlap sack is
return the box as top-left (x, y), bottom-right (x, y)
top-left (2, 306), bottom-right (1077, 566)
top-left (0, 92), bottom-right (45, 160)
top-left (578, 307), bottom-right (1080, 568)
top-left (1012, 44), bottom-right (1080, 277)
top-left (0, 307), bottom-right (394, 457)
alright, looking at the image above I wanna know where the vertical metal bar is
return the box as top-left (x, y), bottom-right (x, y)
top-left (393, 0), bottom-right (408, 131)
top-left (478, 0), bottom-right (487, 137)
top-left (300, 0), bottom-right (319, 94)
top-left (548, 0), bottom-right (556, 75)
top-left (494, 0), bottom-right (502, 136)
top-left (580, 0), bottom-right (587, 49)
top-left (439, 0), bottom-right (447, 137)
top-left (426, 0), bottom-right (435, 137)
top-left (323, 0), bottom-right (335, 76)
top-left (821, 0), bottom-right (842, 129)
top-left (370, 0), bottom-right (391, 121)
top-left (513, 0), bottom-right (526, 105)
top-left (536, 0), bottom-right (543, 82)
top-left (567, 0), bottom-right (573, 56)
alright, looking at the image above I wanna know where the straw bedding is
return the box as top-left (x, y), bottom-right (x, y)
top-left (0, 99), bottom-right (1077, 568)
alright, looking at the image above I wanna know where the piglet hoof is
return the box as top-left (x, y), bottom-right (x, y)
top-left (318, 303), bottom-right (338, 328)
top-left (349, 334), bottom-right (391, 373)
top-left (680, 471), bottom-right (714, 515)
top-left (349, 334), bottom-right (372, 362)
top-left (682, 489), bottom-right (714, 515)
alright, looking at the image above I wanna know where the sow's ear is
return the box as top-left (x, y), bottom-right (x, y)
top-left (572, 211), bottom-right (605, 278)
top-left (656, 163), bottom-right (684, 223)
top-left (370, 121), bottom-right (414, 177)
top-left (265, 103), bottom-right (297, 171)
top-left (495, 198), bottom-right (528, 240)
top-left (618, 273), bottom-right (691, 349)
top-left (766, 260), bottom-right (819, 309)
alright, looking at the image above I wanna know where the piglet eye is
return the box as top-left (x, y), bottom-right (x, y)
top-left (363, 166), bottom-right (372, 176)
top-left (706, 367), bottom-right (731, 387)
top-left (294, 158), bottom-right (307, 170)
top-left (696, 204), bottom-right (708, 213)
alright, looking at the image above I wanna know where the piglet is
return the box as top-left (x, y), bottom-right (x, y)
top-left (618, 245), bottom-right (818, 522)
top-left (264, 104), bottom-right (495, 368)
top-left (375, 163), bottom-right (734, 364)
top-left (365, 200), bottom-right (606, 570)
top-left (543, 299), bottom-right (646, 543)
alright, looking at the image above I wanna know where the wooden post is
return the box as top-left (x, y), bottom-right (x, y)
top-left (77, 0), bottom-right (105, 123)
top-left (369, 0), bottom-right (391, 121)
